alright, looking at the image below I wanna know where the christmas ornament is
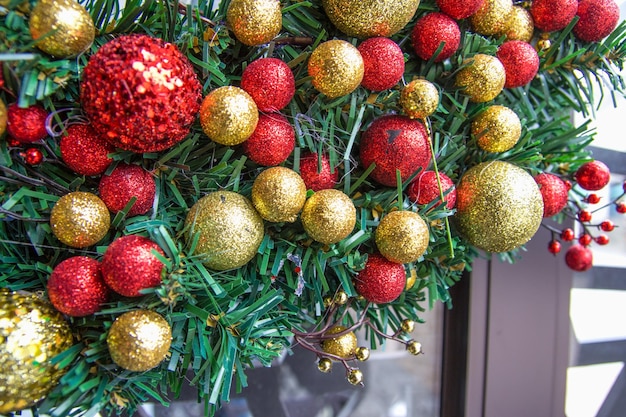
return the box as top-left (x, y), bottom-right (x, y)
top-left (347, 369), bottom-right (364, 385)
top-left (470, 0), bottom-right (514, 36)
top-left (586, 194), bottom-right (601, 204)
top-left (301, 189), bottom-right (356, 245)
top-left (6, 103), bottom-right (48, 143)
top-left (354, 253), bottom-right (406, 304)
top-left (408, 170), bottom-right (456, 209)
top-left (321, 0), bottom-right (420, 38)
top-left (60, 124), bottom-right (114, 176)
top-left (375, 210), bottom-right (429, 264)
top-left (185, 191), bottom-right (265, 270)
top-left (99, 163), bottom-right (156, 217)
top-left (548, 240), bottom-right (561, 255)
top-left (400, 79), bottom-right (440, 119)
top-left (0, 290), bottom-right (73, 414)
top-left (47, 256), bottom-right (109, 316)
top-left (455, 161), bottom-right (544, 252)
top-left (359, 115), bottom-right (430, 187)
top-left (199, 86), bottom-right (259, 146)
top-left (617, 203), bottom-right (626, 214)
top-left (317, 357), bottom-right (333, 372)
top-left (406, 340), bottom-right (422, 355)
top-left (496, 41), bottom-right (539, 88)
top-left (561, 228), bottom-right (575, 241)
top-left (471, 105), bottom-right (522, 152)
top-left (308, 40), bottom-right (364, 99)
top-left (596, 235), bottom-right (610, 245)
top-left (50, 191), bottom-right (110, 248)
top-left (357, 37), bottom-right (405, 91)
top-left (600, 220), bottom-right (615, 232)
top-left (355, 346), bottom-right (370, 361)
top-left (80, 34), bottom-right (202, 153)
top-left (534, 173), bottom-right (569, 217)
top-left (578, 210), bottom-right (592, 222)
top-left (411, 12), bottom-right (461, 62)
top-left (565, 245), bottom-right (593, 271)
top-left (29, 0), bottom-right (95, 58)
top-left (436, 0), bottom-right (484, 20)
top-left (530, 0), bottom-right (578, 33)
top-left (401, 319), bottom-right (416, 333)
top-left (241, 113), bottom-right (295, 166)
top-left (106, 310), bottom-right (171, 372)
top-left (21, 147), bottom-right (43, 165)
top-left (503, 6), bottom-right (534, 42)
top-left (575, 160), bottom-right (611, 191)
top-left (226, 0), bottom-right (282, 46)
top-left (240, 58), bottom-right (295, 112)
top-left (0, 99), bottom-right (6, 137)
top-left (321, 326), bottom-right (357, 359)
top-left (574, 0), bottom-right (620, 43)
top-left (251, 167), bottom-right (307, 223)
top-left (299, 152), bottom-right (339, 191)
top-left (455, 54), bottom-right (505, 103)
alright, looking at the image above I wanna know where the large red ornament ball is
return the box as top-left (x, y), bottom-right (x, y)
top-left (530, 0), bottom-right (578, 32)
top-left (357, 37), bottom-right (405, 91)
top-left (240, 58), bottom-right (295, 112)
top-left (411, 13), bottom-right (461, 62)
top-left (354, 253), bottom-right (406, 304)
top-left (99, 163), bottom-right (156, 217)
top-left (565, 244), bottom-right (593, 271)
top-left (299, 152), bottom-right (339, 191)
top-left (496, 41), bottom-right (540, 88)
top-left (408, 170), bottom-right (456, 209)
top-left (47, 256), bottom-right (110, 317)
top-left (80, 34), bottom-right (202, 153)
top-left (437, 0), bottom-right (484, 20)
top-left (359, 115), bottom-right (431, 187)
top-left (574, 0), bottom-right (620, 43)
top-left (575, 160), bottom-right (611, 191)
top-left (60, 124), bottom-right (115, 176)
top-left (241, 113), bottom-right (295, 166)
top-left (6, 103), bottom-right (48, 143)
top-left (534, 173), bottom-right (569, 217)
top-left (101, 235), bottom-right (165, 297)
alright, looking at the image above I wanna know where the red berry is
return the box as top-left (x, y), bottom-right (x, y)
top-left (565, 245), bottom-right (593, 272)
top-left (586, 194), bottom-right (601, 204)
top-left (617, 203), bottom-right (626, 213)
top-left (561, 228), bottom-right (575, 241)
top-left (548, 240), bottom-right (561, 255)
top-left (578, 210), bottom-right (592, 222)
top-left (579, 234), bottom-right (593, 246)
top-left (595, 235), bottom-right (610, 245)
top-left (564, 180), bottom-right (573, 191)
top-left (21, 147), bottom-right (43, 165)
top-left (600, 220), bottom-right (615, 232)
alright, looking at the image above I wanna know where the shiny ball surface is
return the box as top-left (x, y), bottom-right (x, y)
top-left (407, 340), bottom-right (423, 355)
top-left (574, 0), bottom-right (620, 43)
top-left (400, 79), bottom-right (440, 119)
top-left (317, 357), bottom-right (333, 373)
top-left (411, 12), bottom-right (461, 62)
top-left (497, 41), bottom-right (540, 88)
top-left (50, 191), bottom-right (110, 248)
top-left (436, 0), bottom-right (484, 20)
top-left (251, 167), bottom-right (307, 223)
top-left (241, 58), bottom-right (295, 112)
top-left (470, 0), bottom-right (514, 36)
top-left (6, 103), bottom-right (48, 143)
top-left (99, 163), bottom-right (156, 216)
top-left (226, 0), bottom-right (282, 46)
top-left (358, 37), bottom-right (405, 92)
top-left (299, 152), bottom-right (339, 191)
top-left (22, 147), bottom-right (43, 165)
top-left (347, 368), bottom-right (364, 385)
top-left (534, 173), bottom-right (569, 217)
top-left (200, 86), bottom-right (259, 146)
top-left (375, 211), bottom-right (429, 264)
top-left (308, 40), bottom-right (364, 98)
top-left (355, 253), bottom-right (406, 303)
top-left (401, 319), bottom-right (416, 333)
top-left (530, 0), bottom-right (578, 32)
top-left (575, 160), bottom-right (611, 191)
top-left (0, 99), bottom-right (7, 137)
top-left (355, 346), bottom-right (370, 361)
top-left (301, 189), bottom-right (356, 245)
top-left (565, 245), bottom-right (593, 272)
top-left (503, 6), bottom-right (534, 42)
top-left (242, 113), bottom-right (295, 166)
top-left (60, 124), bottom-right (114, 176)
top-left (321, 326), bottom-right (357, 359)
top-left (472, 105), bottom-right (521, 152)
top-left (408, 170), bottom-right (456, 209)
top-left (455, 54), bottom-right (506, 103)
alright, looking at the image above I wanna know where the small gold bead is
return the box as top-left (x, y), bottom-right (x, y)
top-left (317, 357), bottom-right (333, 373)
top-left (407, 340), bottom-right (423, 356)
top-left (355, 346), bottom-right (370, 362)
top-left (347, 368), bottom-right (364, 385)
top-left (537, 39), bottom-right (552, 52)
top-left (323, 296), bottom-right (334, 308)
top-left (401, 319), bottom-right (415, 334)
top-left (334, 290), bottom-right (348, 305)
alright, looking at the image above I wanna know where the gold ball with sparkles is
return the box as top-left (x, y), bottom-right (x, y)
top-left (321, 326), bottom-right (358, 359)
top-left (401, 319), bottom-right (416, 333)
top-left (400, 79), bottom-right (440, 120)
top-left (0, 99), bottom-right (6, 137)
top-left (503, 6), bottom-right (534, 42)
top-left (375, 211), bottom-right (429, 264)
top-left (455, 161), bottom-right (544, 253)
top-left (226, 0), bottom-right (282, 46)
top-left (536, 38), bottom-right (552, 52)
top-left (185, 191), bottom-right (265, 270)
top-left (301, 189), bottom-right (356, 245)
top-left (29, 0), bottom-right (95, 58)
top-left (0, 289), bottom-right (73, 414)
top-left (455, 54), bottom-right (506, 103)
top-left (252, 167), bottom-right (307, 223)
top-left (308, 40), bottom-right (364, 99)
top-left (200, 86), bottom-right (259, 146)
top-left (472, 105), bottom-right (522, 153)
top-left (470, 0), bottom-right (514, 36)
top-left (106, 310), bottom-right (171, 372)
top-left (407, 340), bottom-right (423, 355)
top-left (355, 346), bottom-right (370, 361)
top-left (333, 290), bottom-right (349, 305)
top-left (347, 368), bottom-right (364, 385)
top-left (317, 357), bottom-right (333, 373)
top-left (50, 191), bottom-right (110, 248)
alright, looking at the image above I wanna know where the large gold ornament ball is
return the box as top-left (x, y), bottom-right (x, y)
top-left (200, 86), bottom-right (259, 146)
top-left (470, 0), bottom-right (514, 37)
top-left (455, 161), bottom-right (544, 253)
top-left (226, 0), bottom-right (282, 46)
top-left (0, 99), bottom-right (6, 136)
top-left (29, 0), bottom-right (96, 58)
top-left (308, 40), bottom-right (364, 98)
top-left (252, 167), bottom-right (307, 223)
top-left (322, 0), bottom-right (421, 38)
top-left (321, 326), bottom-right (358, 359)
top-left (301, 189), bottom-right (356, 245)
top-left (375, 211), bottom-right (429, 264)
top-left (0, 289), bottom-right (73, 414)
top-left (455, 54), bottom-right (506, 103)
top-left (503, 6), bottom-right (534, 42)
top-left (50, 191), bottom-right (110, 248)
top-left (185, 191), bottom-right (265, 270)
top-left (400, 79), bottom-right (440, 120)
top-left (106, 310), bottom-right (171, 372)
top-left (472, 105), bottom-right (522, 153)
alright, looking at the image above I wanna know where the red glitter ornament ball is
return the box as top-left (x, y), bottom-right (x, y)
top-left (240, 58), bottom-right (295, 112)
top-left (496, 41), bottom-right (539, 88)
top-left (359, 115), bottom-right (431, 187)
top-left (574, 0), bottom-right (620, 43)
top-left (565, 244), bottom-right (593, 272)
top-left (299, 152), bottom-right (339, 191)
top-left (6, 103), bottom-right (48, 143)
top-left (80, 34), bottom-right (202, 153)
top-left (60, 124), bottom-right (115, 176)
top-left (99, 163), bottom-right (156, 217)
top-left (411, 12), bottom-right (461, 62)
top-left (575, 160), bottom-right (611, 191)
top-left (534, 172), bottom-right (569, 217)
top-left (408, 170), bottom-right (456, 209)
top-left (22, 147), bottom-right (43, 165)
top-left (241, 113), bottom-right (295, 166)
top-left (357, 37), bottom-right (405, 91)
top-left (101, 235), bottom-right (165, 297)
top-left (354, 253), bottom-right (406, 304)
top-left (530, 0), bottom-right (578, 32)
top-left (436, 0), bottom-right (484, 20)
top-left (47, 256), bottom-right (110, 316)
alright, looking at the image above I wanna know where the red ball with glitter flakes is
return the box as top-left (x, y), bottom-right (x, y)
top-left (22, 147), bottom-right (43, 165)
top-left (575, 160), bottom-right (611, 191)
top-left (565, 244), bottom-right (593, 272)
top-left (534, 173), bottom-right (569, 217)
top-left (530, 0), bottom-right (578, 32)
top-left (47, 256), bottom-right (110, 316)
top-left (408, 170), bottom-right (456, 209)
top-left (299, 152), bottom-right (339, 191)
top-left (359, 115), bottom-right (431, 187)
top-left (411, 13), bottom-right (460, 62)
top-left (60, 124), bottom-right (115, 176)
top-left (436, 0), bottom-right (484, 20)
top-left (80, 34), bottom-right (202, 153)
top-left (101, 235), bottom-right (165, 297)
top-left (240, 58), bottom-right (295, 112)
top-left (99, 163), bottom-right (156, 217)
top-left (6, 103), bottom-right (48, 143)
top-left (357, 37), bottom-right (405, 91)
top-left (354, 253), bottom-right (406, 304)
top-left (496, 41), bottom-right (540, 88)
top-left (241, 113), bottom-right (295, 166)
top-left (574, 0), bottom-right (620, 43)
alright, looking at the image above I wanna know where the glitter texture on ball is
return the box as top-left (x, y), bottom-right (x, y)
top-left (436, 0), bottom-right (484, 20)
top-left (357, 37), bottom-right (405, 92)
top-left (308, 40), bottom-right (364, 98)
top-left (375, 210), bottom-right (429, 264)
top-left (503, 6), bottom-right (534, 42)
top-left (301, 189), bottom-right (356, 245)
top-left (241, 113), bottom-right (295, 166)
top-left (241, 58), bottom-right (295, 112)
top-left (496, 41), bottom-right (540, 88)
top-left (200, 86), bottom-right (259, 146)
top-left (50, 191), bottom-right (110, 248)
top-left (530, 0), bottom-right (578, 32)
top-left (455, 54), bottom-right (506, 102)
top-left (354, 253), bottom-right (406, 304)
top-left (0, 99), bottom-right (6, 137)
top-left (470, 0), bottom-right (513, 36)
top-left (574, 0), bottom-right (620, 43)
top-left (299, 152), bottom-right (339, 191)
top-left (408, 170), bottom-right (456, 209)
top-left (251, 167), bottom-right (307, 223)
top-left (321, 326), bottom-right (358, 359)
top-left (575, 160), bottom-right (611, 191)
top-left (60, 124), bottom-right (115, 176)
top-left (99, 163), bottom-right (156, 216)
top-left (471, 105), bottom-right (522, 152)
top-left (226, 0), bottom-right (282, 46)
top-left (411, 12), bottom-right (461, 62)
top-left (534, 173), bottom-right (569, 217)
top-left (400, 79), bottom-right (440, 119)
top-left (565, 245), bottom-right (593, 271)
top-left (6, 103), bottom-right (48, 143)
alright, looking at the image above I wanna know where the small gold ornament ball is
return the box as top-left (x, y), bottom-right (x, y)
top-left (252, 167), bottom-right (307, 223)
top-left (0, 289), bottom-right (73, 414)
top-left (455, 54), bottom-right (506, 103)
top-left (375, 210), bottom-right (429, 264)
top-left (472, 105), bottom-right (522, 153)
top-left (308, 40), bottom-right (364, 99)
top-left (0, 99), bottom-right (7, 136)
top-left (333, 290), bottom-right (349, 305)
top-left (503, 6), bottom-right (534, 42)
top-left (455, 161), bottom-right (544, 253)
top-left (401, 319), bottom-right (416, 333)
top-left (347, 368), bottom-right (364, 385)
top-left (407, 340), bottom-right (423, 355)
top-left (536, 38), bottom-right (552, 52)
top-left (321, 326), bottom-right (358, 359)
top-left (29, 0), bottom-right (96, 58)
top-left (400, 79), bottom-right (440, 120)
top-left (317, 357), bottom-right (333, 373)
top-left (50, 191), bottom-right (110, 248)
top-left (200, 86), bottom-right (259, 146)
top-left (106, 310), bottom-right (172, 372)
top-left (470, 0), bottom-right (514, 36)
top-left (301, 189), bottom-right (357, 245)
top-left (226, 0), bottom-right (282, 46)
top-left (355, 346), bottom-right (370, 361)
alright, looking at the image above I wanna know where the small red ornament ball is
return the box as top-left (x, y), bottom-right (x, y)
top-left (354, 253), bottom-right (406, 304)
top-left (579, 233), bottom-right (593, 246)
top-left (574, 0), bottom-right (620, 43)
top-left (575, 160), bottom-right (611, 191)
top-left (81, 34), bottom-right (202, 153)
top-left (534, 173), bottom-right (569, 217)
top-left (496, 41), bottom-right (539, 88)
top-left (99, 163), bottom-right (156, 217)
top-left (561, 228), bottom-right (575, 241)
top-left (6, 103), bottom-right (48, 143)
top-left (101, 235), bottom-right (165, 297)
top-left (436, 0), bottom-right (484, 20)
top-left (357, 37), bottom-right (405, 91)
top-left (359, 115), bottom-right (431, 187)
top-left (530, 0), bottom-right (578, 32)
top-left (411, 12), bottom-right (461, 62)
top-left (60, 124), bottom-right (115, 176)
top-left (299, 152), bottom-right (339, 191)
top-left (22, 147), bottom-right (43, 165)
top-left (241, 58), bottom-right (295, 112)
top-left (241, 113), bottom-right (295, 166)
top-left (565, 244), bottom-right (593, 272)
top-left (408, 170), bottom-right (456, 209)
top-left (47, 256), bottom-right (110, 316)
top-left (548, 240), bottom-right (561, 255)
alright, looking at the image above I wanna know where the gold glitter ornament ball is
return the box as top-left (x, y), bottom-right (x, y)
top-left (252, 167), bottom-right (307, 223)
top-left (185, 191), bottom-right (264, 270)
top-left (455, 54), bottom-right (506, 103)
top-left (400, 79), bottom-right (440, 120)
top-left (200, 86), bottom-right (259, 146)
top-left (455, 161), bottom-right (544, 253)
top-left (308, 40), bottom-right (364, 99)
top-left (322, 0), bottom-right (421, 38)
top-left (106, 310), bottom-right (171, 372)
top-left (301, 189), bottom-right (356, 245)
top-left (321, 326), bottom-right (358, 359)
top-left (50, 191), bottom-right (110, 248)
top-left (470, 0), bottom-right (514, 36)
top-left (0, 99), bottom-right (6, 136)
top-left (472, 105), bottom-right (522, 153)
top-left (0, 289), bottom-right (73, 414)
top-left (375, 211), bottom-right (429, 264)
top-left (226, 0), bottom-right (282, 46)
top-left (503, 6), bottom-right (534, 42)
top-left (29, 0), bottom-right (95, 58)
